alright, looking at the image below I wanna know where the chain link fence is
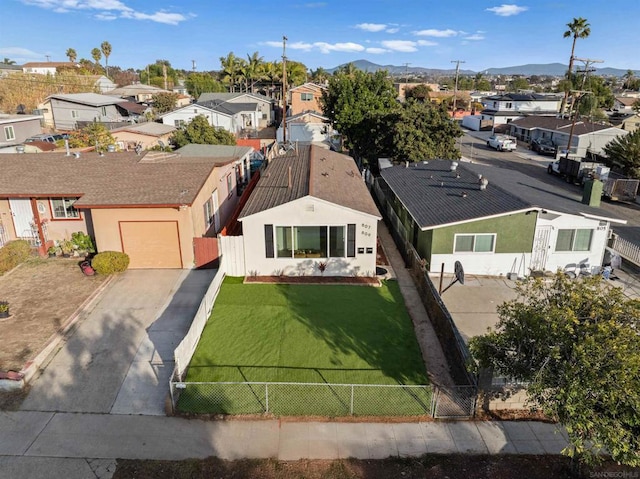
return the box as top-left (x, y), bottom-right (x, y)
top-left (170, 380), bottom-right (435, 417)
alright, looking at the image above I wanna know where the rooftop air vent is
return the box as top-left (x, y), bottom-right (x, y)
top-left (450, 161), bottom-right (458, 172)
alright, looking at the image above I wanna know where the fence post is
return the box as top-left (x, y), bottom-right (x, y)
top-left (350, 385), bottom-right (354, 415)
top-left (431, 386), bottom-right (437, 417)
top-left (169, 379), bottom-right (175, 412)
top-left (265, 384), bottom-right (269, 413)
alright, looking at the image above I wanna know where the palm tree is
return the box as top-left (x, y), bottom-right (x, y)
top-left (310, 67), bottom-right (329, 84)
top-left (603, 129), bottom-right (640, 177)
top-left (286, 61), bottom-right (308, 87)
top-left (219, 52), bottom-right (241, 93)
top-left (91, 47), bottom-right (102, 66)
top-left (100, 41), bottom-right (112, 78)
top-left (244, 52), bottom-right (264, 93)
top-left (65, 48), bottom-right (77, 63)
top-left (262, 61), bottom-right (282, 100)
top-left (560, 17), bottom-right (590, 117)
top-left (623, 69), bottom-right (635, 90)
top-left (1, 58), bottom-right (16, 65)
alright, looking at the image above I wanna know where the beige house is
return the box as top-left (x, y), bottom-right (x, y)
top-left (622, 114), bottom-right (640, 132)
top-left (288, 82), bottom-right (326, 116)
top-left (0, 148), bottom-right (252, 268)
top-left (106, 83), bottom-right (172, 103)
top-left (111, 122), bottom-right (177, 150)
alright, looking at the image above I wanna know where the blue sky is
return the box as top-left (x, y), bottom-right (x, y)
top-left (1, 0), bottom-right (638, 73)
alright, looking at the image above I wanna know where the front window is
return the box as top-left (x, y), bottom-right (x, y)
top-left (174, 119), bottom-right (185, 128)
top-left (454, 234), bottom-right (496, 253)
top-left (50, 198), bottom-right (80, 219)
top-left (203, 198), bottom-right (213, 228)
top-left (4, 126), bottom-right (15, 141)
top-left (276, 225), bottom-right (347, 258)
top-left (301, 93), bottom-right (313, 101)
top-left (555, 229), bottom-right (592, 252)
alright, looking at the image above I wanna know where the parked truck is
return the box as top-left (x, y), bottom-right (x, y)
top-left (547, 156), bottom-right (603, 184)
top-left (486, 134), bottom-right (517, 152)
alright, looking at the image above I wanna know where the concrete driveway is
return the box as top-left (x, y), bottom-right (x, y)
top-left (20, 269), bottom-right (216, 414)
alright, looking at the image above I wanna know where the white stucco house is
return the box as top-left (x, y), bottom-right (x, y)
top-left (276, 111), bottom-right (337, 144)
top-left (160, 102), bottom-right (258, 135)
top-left (237, 144), bottom-right (381, 277)
top-left (475, 93), bottom-right (562, 130)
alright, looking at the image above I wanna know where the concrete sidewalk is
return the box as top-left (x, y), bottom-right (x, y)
top-left (0, 410), bottom-right (569, 461)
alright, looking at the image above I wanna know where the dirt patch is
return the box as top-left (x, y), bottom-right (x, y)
top-left (0, 258), bottom-right (109, 372)
top-left (113, 455), bottom-right (589, 479)
top-left (244, 276), bottom-right (380, 286)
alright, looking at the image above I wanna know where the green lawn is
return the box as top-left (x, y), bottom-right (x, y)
top-left (178, 277), bottom-right (430, 415)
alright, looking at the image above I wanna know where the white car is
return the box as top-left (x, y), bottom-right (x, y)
top-left (486, 135), bottom-right (516, 152)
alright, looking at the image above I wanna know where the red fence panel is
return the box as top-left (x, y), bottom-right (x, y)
top-left (193, 237), bottom-right (219, 269)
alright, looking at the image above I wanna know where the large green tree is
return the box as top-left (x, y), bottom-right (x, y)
top-left (68, 122), bottom-right (115, 151)
top-left (91, 47), bottom-right (102, 66)
top-left (169, 115), bottom-right (236, 148)
top-left (321, 69), bottom-right (399, 164)
top-left (603, 129), bottom-right (640, 177)
top-left (560, 17), bottom-right (591, 116)
top-left (152, 92), bottom-right (179, 114)
top-left (405, 84), bottom-right (431, 102)
top-left (219, 52), bottom-right (242, 93)
top-left (470, 273), bottom-right (640, 469)
top-left (389, 100), bottom-right (462, 161)
top-left (140, 60), bottom-right (179, 89)
top-left (185, 72), bottom-right (224, 98)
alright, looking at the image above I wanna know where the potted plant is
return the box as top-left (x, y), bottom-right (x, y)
top-left (0, 301), bottom-right (9, 319)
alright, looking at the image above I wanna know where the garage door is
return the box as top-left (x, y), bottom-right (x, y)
top-left (119, 221), bottom-right (182, 269)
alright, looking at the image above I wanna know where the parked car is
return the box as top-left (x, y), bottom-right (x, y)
top-left (486, 135), bottom-right (516, 152)
top-left (531, 138), bottom-right (557, 156)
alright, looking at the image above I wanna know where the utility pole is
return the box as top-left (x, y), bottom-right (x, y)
top-left (570, 57), bottom-right (603, 119)
top-left (563, 89), bottom-right (591, 161)
top-left (451, 60), bottom-right (465, 113)
top-left (45, 55), bottom-right (51, 62)
top-left (191, 60), bottom-right (197, 72)
top-left (282, 35), bottom-right (288, 145)
top-left (163, 63), bottom-right (168, 90)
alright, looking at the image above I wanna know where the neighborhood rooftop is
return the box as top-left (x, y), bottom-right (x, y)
top-left (197, 92), bottom-right (272, 103)
top-left (509, 116), bottom-right (613, 135)
top-left (380, 160), bottom-right (623, 229)
top-left (47, 93), bottom-right (127, 106)
top-left (239, 144), bottom-right (380, 219)
top-left (112, 122), bottom-right (176, 136)
top-left (0, 151), bottom-right (240, 207)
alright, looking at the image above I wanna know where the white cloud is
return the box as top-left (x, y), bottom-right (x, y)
top-left (464, 33), bottom-right (485, 41)
top-left (486, 4), bottom-right (528, 16)
top-left (289, 42), bottom-right (314, 51)
top-left (414, 28), bottom-right (458, 38)
top-left (365, 47), bottom-right (388, 54)
top-left (386, 28), bottom-right (399, 34)
top-left (20, 0), bottom-right (190, 24)
top-left (417, 40), bottom-right (438, 46)
top-left (381, 40), bottom-right (419, 52)
top-left (356, 23), bottom-right (387, 32)
top-left (314, 42), bottom-right (365, 54)
top-left (0, 47), bottom-right (42, 59)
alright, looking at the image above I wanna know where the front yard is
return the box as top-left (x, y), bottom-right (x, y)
top-left (0, 258), bottom-right (109, 371)
top-left (178, 277), bottom-right (430, 415)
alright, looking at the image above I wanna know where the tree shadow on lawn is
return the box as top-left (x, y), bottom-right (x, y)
top-left (273, 280), bottom-right (428, 386)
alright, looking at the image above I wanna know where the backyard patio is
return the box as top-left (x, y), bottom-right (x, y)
top-left (177, 277), bottom-right (431, 416)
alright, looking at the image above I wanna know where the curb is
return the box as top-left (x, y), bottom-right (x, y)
top-left (20, 274), bottom-right (117, 384)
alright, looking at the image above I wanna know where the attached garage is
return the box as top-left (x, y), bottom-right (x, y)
top-left (119, 221), bottom-right (182, 269)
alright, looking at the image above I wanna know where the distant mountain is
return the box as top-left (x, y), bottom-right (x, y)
top-left (326, 60), bottom-right (639, 78)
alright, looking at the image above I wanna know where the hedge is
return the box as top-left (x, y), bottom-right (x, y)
top-left (0, 240), bottom-right (33, 275)
top-left (91, 251), bottom-right (130, 275)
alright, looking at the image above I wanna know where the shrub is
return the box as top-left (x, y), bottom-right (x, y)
top-left (91, 251), bottom-right (130, 275)
top-left (70, 231), bottom-right (95, 253)
top-left (0, 240), bottom-right (33, 275)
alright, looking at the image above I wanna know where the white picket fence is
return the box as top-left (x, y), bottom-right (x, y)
top-left (219, 235), bottom-right (245, 276)
top-left (173, 256), bottom-right (227, 381)
top-left (610, 233), bottom-right (640, 267)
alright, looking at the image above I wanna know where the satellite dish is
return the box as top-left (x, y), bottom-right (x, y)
top-left (454, 260), bottom-right (465, 285)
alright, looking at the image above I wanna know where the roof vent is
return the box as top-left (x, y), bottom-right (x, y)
top-left (15, 145), bottom-right (25, 154)
top-left (73, 152), bottom-right (81, 159)
top-left (450, 161), bottom-right (458, 172)
top-left (479, 176), bottom-right (489, 190)
top-left (405, 161), bottom-right (409, 168)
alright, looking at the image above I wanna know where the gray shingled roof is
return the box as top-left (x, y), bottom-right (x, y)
top-left (48, 93), bottom-right (128, 107)
top-left (197, 100), bottom-right (259, 115)
top-left (0, 151), bottom-right (231, 207)
top-left (239, 145), bottom-right (380, 219)
top-left (380, 160), bottom-right (622, 229)
top-left (175, 144), bottom-right (252, 158)
top-left (508, 116), bottom-right (612, 136)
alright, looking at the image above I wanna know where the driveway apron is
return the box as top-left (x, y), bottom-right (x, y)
top-left (20, 269), bottom-right (190, 413)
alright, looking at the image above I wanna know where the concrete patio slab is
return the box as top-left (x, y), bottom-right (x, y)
top-left (0, 411), bottom-right (53, 456)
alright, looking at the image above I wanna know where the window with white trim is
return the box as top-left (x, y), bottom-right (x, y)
top-left (50, 198), bottom-right (80, 219)
top-left (454, 233), bottom-right (496, 253)
top-left (301, 92), bottom-right (313, 101)
top-left (4, 126), bottom-right (15, 141)
top-left (174, 119), bottom-right (185, 128)
top-left (274, 225), bottom-right (352, 258)
top-left (555, 229), bottom-right (593, 252)
top-left (71, 110), bottom-right (79, 118)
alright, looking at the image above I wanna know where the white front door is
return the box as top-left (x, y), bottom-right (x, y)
top-left (9, 198), bottom-right (34, 239)
top-left (530, 225), bottom-right (552, 272)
